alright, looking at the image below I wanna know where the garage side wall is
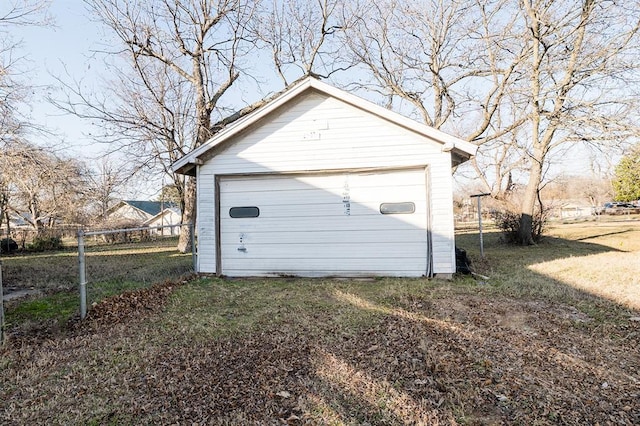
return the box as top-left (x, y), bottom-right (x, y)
top-left (196, 91), bottom-right (456, 275)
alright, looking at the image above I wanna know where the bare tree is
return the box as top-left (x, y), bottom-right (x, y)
top-left (0, 140), bottom-right (88, 233)
top-left (56, 0), bottom-right (260, 252)
top-left (55, 0), bottom-right (353, 253)
top-left (87, 155), bottom-right (132, 220)
top-left (344, 0), bottom-right (529, 198)
top-left (512, 0), bottom-right (640, 243)
top-left (542, 174), bottom-right (612, 208)
top-left (254, 0), bottom-right (352, 86)
top-left (346, 0), bottom-right (640, 244)
top-left (0, 1), bottom-right (52, 233)
top-left (0, 1), bottom-right (51, 142)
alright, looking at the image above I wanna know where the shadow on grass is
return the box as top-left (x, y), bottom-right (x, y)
top-left (456, 228), bottom-right (622, 264)
top-left (455, 225), bottom-right (640, 313)
top-left (573, 228), bottom-right (636, 241)
top-left (2, 226), bottom-right (639, 424)
top-left (2, 272), bottom-right (639, 424)
top-left (299, 286), bottom-right (639, 424)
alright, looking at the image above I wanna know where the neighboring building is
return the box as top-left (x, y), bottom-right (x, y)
top-left (4, 212), bottom-right (58, 230)
top-left (143, 207), bottom-right (183, 235)
top-left (7, 213), bottom-right (31, 229)
top-left (173, 77), bottom-right (476, 278)
top-left (103, 200), bottom-right (180, 228)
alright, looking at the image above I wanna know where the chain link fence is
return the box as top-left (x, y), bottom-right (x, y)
top-left (77, 224), bottom-right (195, 319)
top-left (1, 224), bottom-right (196, 330)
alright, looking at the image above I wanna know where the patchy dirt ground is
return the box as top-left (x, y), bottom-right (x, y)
top-left (2, 279), bottom-right (640, 425)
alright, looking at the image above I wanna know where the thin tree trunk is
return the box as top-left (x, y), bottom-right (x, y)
top-left (177, 176), bottom-right (196, 253)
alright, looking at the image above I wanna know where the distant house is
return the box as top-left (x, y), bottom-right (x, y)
top-left (5, 213), bottom-right (58, 230)
top-left (103, 200), bottom-right (181, 229)
top-left (555, 200), bottom-right (595, 219)
top-left (143, 207), bottom-right (182, 235)
top-left (7, 213), bottom-right (31, 229)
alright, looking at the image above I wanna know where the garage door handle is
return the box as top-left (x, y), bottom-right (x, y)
top-left (237, 247), bottom-right (247, 252)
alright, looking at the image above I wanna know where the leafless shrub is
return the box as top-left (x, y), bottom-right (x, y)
top-left (491, 208), bottom-right (548, 244)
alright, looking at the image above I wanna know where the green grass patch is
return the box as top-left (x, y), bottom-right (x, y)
top-left (2, 238), bottom-right (193, 331)
top-left (161, 276), bottom-right (464, 343)
top-left (6, 291), bottom-right (78, 324)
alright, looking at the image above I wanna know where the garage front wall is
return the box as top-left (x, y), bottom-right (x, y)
top-left (197, 90), bottom-right (456, 276)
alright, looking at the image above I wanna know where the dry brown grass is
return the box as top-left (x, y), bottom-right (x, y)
top-left (1, 222), bottom-right (639, 425)
top-left (531, 221), bottom-right (640, 309)
top-left (457, 218), bottom-right (640, 311)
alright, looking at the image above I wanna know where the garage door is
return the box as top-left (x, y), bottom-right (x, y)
top-left (219, 168), bottom-right (430, 277)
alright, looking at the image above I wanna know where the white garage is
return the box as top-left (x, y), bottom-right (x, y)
top-left (173, 77), bottom-right (477, 278)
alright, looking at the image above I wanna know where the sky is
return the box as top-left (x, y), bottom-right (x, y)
top-left (9, 1), bottom-right (172, 198)
top-left (7, 0), bottom-right (619, 200)
top-left (12, 1), bottom-right (104, 156)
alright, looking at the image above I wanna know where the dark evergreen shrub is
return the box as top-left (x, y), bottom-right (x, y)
top-left (0, 238), bottom-right (18, 254)
top-left (28, 236), bottom-right (63, 252)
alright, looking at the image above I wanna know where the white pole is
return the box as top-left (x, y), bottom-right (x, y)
top-left (161, 176), bottom-right (165, 237)
top-left (477, 196), bottom-right (484, 258)
top-left (191, 223), bottom-right (197, 272)
top-left (78, 230), bottom-right (87, 320)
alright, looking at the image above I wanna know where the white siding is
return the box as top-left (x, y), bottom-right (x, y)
top-left (146, 210), bottom-right (182, 235)
top-left (197, 91), bottom-right (457, 275)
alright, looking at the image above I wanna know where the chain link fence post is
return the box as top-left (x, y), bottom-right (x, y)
top-left (1, 259), bottom-right (5, 345)
top-left (191, 223), bottom-right (197, 272)
top-left (78, 229), bottom-right (87, 320)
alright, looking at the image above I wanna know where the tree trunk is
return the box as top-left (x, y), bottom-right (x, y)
top-left (518, 149), bottom-right (544, 245)
top-left (177, 176), bottom-right (196, 253)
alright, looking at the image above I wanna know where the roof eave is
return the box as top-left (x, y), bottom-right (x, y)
top-left (173, 161), bottom-right (197, 176)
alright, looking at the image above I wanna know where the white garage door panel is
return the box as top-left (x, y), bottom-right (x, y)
top-left (220, 215), bottom-right (425, 231)
top-left (221, 204), bottom-right (426, 221)
top-left (222, 242), bottom-right (426, 259)
top-left (222, 261), bottom-right (427, 275)
top-left (220, 169), bottom-right (429, 277)
top-left (221, 229), bottom-right (426, 244)
top-left (220, 173), bottom-right (423, 191)
top-left (222, 256), bottom-right (427, 276)
top-left (221, 186), bottom-right (426, 206)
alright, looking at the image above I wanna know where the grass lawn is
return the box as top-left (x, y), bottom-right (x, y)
top-left (1, 221), bottom-right (639, 424)
top-left (1, 237), bottom-right (193, 328)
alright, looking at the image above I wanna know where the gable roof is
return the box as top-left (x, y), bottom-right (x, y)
top-left (172, 77), bottom-right (478, 175)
